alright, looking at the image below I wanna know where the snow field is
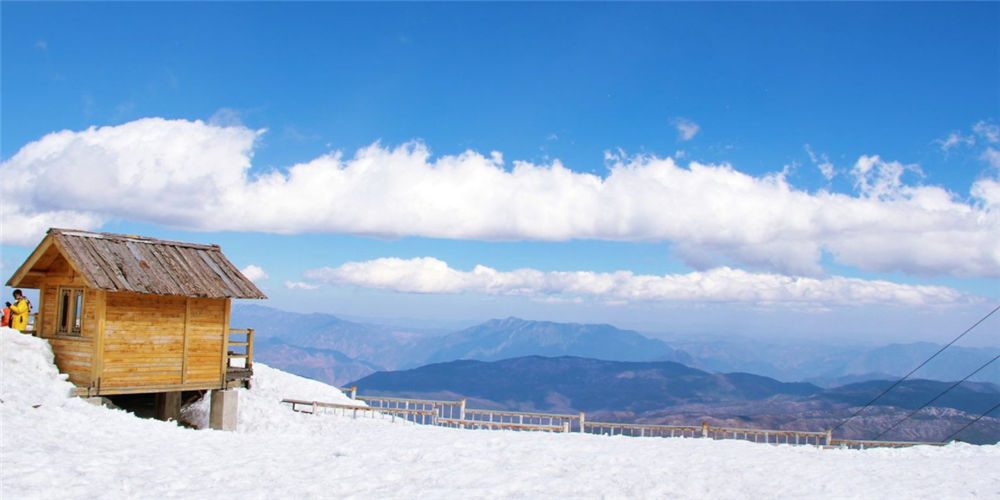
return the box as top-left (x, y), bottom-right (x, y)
top-left (2, 328), bottom-right (998, 499)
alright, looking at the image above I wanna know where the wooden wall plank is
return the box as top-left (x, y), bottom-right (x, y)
top-left (181, 298), bottom-right (191, 384)
top-left (97, 292), bottom-right (226, 393)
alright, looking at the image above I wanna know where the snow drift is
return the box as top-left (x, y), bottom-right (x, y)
top-left (2, 327), bottom-right (998, 499)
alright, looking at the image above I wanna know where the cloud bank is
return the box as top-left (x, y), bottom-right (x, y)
top-left (301, 257), bottom-right (973, 308)
top-left (2, 118), bottom-right (998, 278)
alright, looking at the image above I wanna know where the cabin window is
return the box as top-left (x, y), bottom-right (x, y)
top-left (57, 287), bottom-right (84, 336)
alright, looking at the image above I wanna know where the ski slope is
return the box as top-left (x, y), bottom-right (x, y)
top-left (2, 327), bottom-right (998, 499)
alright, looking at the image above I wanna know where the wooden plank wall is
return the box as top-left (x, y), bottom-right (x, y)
top-left (39, 255), bottom-right (96, 388)
top-left (39, 256), bottom-right (93, 336)
top-left (48, 337), bottom-right (93, 387)
top-left (103, 293), bottom-right (185, 389)
top-left (101, 293), bottom-right (226, 391)
top-left (185, 298), bottom-right (227, 384)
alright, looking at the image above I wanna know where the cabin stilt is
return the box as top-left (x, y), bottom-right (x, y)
top-left (210, 389), bottom-right (239, 431)
top-left (155, 392), bottom-right (182, 422)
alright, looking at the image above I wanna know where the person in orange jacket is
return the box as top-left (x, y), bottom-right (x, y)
top-left (1, 302), bottom-right (11, 328)
top-left (10, 290), bottom-right (32, 331)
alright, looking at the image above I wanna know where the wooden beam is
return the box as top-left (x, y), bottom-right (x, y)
top-left (5, 235), bottom-right (53, 288)
top-left (49, 237), bottom-right (99, 290)
top-left (219, 299), bottom-right (231, 388)
top-left (92, 290), bottom-right (107, 392)
top-left (181, 298), bottom-right (191, 384)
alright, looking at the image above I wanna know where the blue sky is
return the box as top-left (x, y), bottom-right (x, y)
top-left (2, 3), bottom-right (998, 345)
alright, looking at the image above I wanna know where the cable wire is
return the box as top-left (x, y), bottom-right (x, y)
top-left (943, 400), bottom-right (1000, 443)
top-left (831, 304), bottom-right (1000, 433)
top-left (870, 353), bottom-right (1000, 441)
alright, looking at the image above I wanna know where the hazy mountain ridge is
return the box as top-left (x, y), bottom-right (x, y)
top-left (253, 338), bottom-right (383, 387)
top-left (235, 304), bottom-right (441, 371)
top-left (655, 334), bottom-right (1000, 385)
top-left (348, 355), bottom-right (1000, 444)
top-left (233, 305), bottom-right (1000, 389)
top-left (423, 317), bottom-right (692, 365)
top-left (233, 306), bottom-right (697, 382)
top-left (351, 356), bottom-right (822, 414)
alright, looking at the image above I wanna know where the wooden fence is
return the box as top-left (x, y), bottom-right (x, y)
top-left (281, 389), bottom-right (945, 449)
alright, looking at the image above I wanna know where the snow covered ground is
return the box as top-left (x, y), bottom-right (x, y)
top-left (2, 327), bottom-right (999, 499)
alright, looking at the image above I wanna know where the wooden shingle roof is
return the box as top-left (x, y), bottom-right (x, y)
top-left (6, 228), bottom-right (267, 299)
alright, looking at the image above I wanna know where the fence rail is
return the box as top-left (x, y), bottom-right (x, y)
top-left (282, 398), bottom-right (438, 425)
top-left (281, 392), bottom-right (946, 449)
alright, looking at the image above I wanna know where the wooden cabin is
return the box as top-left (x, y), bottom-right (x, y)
top-left (5, 228), bottom-right (267, 398)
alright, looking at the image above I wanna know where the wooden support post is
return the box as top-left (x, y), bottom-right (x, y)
top-left (91, 290), bottom-right (107, 390)
top-left (246, 328), bottom-right (254, 371)
top-left (579, 411), bottom-right (586, 433)
top-left (220, 300), bottom-right (232, 386)
top-left (155, 392), bottom-right (182, 422)
top-left (826, 429), bottom-right (833, 446)
top-left (702, 422), bottom-right (709, 438)
top-left (460, 398), bottom-right (466, 420)
top-left (350, 385), bottom-right (357, 400)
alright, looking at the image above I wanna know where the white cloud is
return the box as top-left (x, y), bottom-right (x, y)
top-left (938, 131), bottom-right (975, 152)
top-left (209, 108), bottom-right (245, 128)
top-left (301, 257), bottom-right (974, 308)
top-left (674, 118), bottom-right (700, 141)
top-left (850, 155), bottom-right (924, 200)
top-left (240, 265), bottom-right (269, 282)
top-left (974, 121), bottom-right (1000, 144)
top-left (804, 144), bottom-right (836, 181)
top-left (34, 40), bottom-right (47, 50)
top-left (982, 148), bottom-right (1000, 170)
top-left (2, 118), bottom-right (998, 279)
top-left (284, 281), bottom-right (320, 291)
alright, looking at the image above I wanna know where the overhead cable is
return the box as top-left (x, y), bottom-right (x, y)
top-left (832, 304), bottom-right (1000, 433)
top-left (870, 353), bottom-right (1000, 441)
top-left (943, 401), bottom-right (1000, 443)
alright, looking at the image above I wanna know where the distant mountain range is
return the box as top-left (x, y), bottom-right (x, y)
top-left (348, 356), bottom-right (1000, 444)
top-left (234, 305), bottom-right (693, 385)
top-left (421, 317), bottom-right (693, 365)
top-left (350, 356), bottom-right (820, 414)
top-left (649, 334), bottom-right (1000, 386)
top-left (232, 305), bottom-right (1000, 388)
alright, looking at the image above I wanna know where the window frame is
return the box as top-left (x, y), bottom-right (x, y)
top-left (56, 286), bottom-right (85, 336)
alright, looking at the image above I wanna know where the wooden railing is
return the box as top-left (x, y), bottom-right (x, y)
top-left (225, 328), bottom-right (254, 388)
top-left (11, 312), bottom-right (40, 335)
top-left (456, 408), bottom-right (578, 432)
top-left (583, 421), bottom-right (704, 439)
top-left (829, 438), bottom-right (945, 450)
top-left (356, 395), bottom-right (466, 421)
top-left (281, 391), bottom-right (949, 449)
top-left (282, 398), bottom-right (438, 425)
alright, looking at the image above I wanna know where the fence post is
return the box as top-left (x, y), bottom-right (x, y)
top-left (460, 398), bottom-right (466, 420)
top-left (702, 422), bottom-right (709, 438)
top-left (825, 429), bottom-right (833, 447)
top-left (579, 411), bottom-right (586, 433)
top-left (350, 386), bottom-right (357, 400)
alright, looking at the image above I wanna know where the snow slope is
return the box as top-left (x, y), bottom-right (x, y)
top-left (2, 327), bottom-right (998, 499)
